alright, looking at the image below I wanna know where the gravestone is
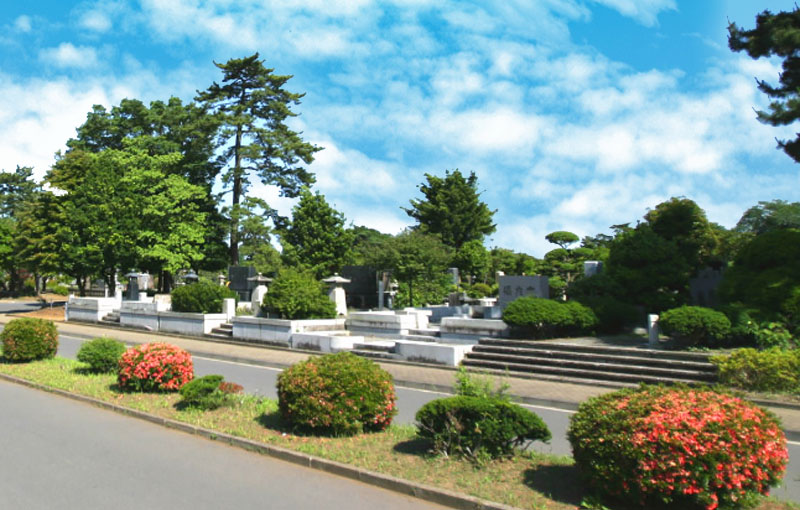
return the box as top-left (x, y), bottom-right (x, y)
top-left (497, 275), bottom-right (549, 309)
top-left (583, 261), bottom-right (603, 277)
top-left (341, 265), bottom-right (378, 309)
top-left (689, 267), bottom-right (724, 307)
top-left (228, 266), bottom-right (257, 302)
top-left (447, 267), bottom-right (459, 285)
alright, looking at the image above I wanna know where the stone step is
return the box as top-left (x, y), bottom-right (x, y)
top-left (101, 312), bottom-right (120, 323)
top-left (464, 351), bottom-right (716, 382)
top-left (461, 358), bottom-right (711, 386)
top-left (408, 328), bottom-right (440, 338)
top-left (210, 323), bottom-right (233, 336)
top-left (470, 345), bottom-right (716, 372)
top-left (352, 342), bottom-right (395, 353)
top-left (216, 323), bottom-right (233, 331)
top-left (477, 338), bottom-right (712, 362)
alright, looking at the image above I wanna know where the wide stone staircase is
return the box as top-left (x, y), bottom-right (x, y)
top-left (461, 338), bottom-right (718, 386)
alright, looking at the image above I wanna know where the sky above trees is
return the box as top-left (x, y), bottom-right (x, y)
top-left (1, 0), bottom-right (799, 256)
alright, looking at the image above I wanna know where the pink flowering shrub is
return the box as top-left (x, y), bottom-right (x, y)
top-left (276, 352), bottom-right (397, 436)
top-left (567, 385), bottom-right (788, 510)
top-left (117, 343), bottom-right (194, 392)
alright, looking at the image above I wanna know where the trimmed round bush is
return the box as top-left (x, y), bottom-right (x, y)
top-left (660, 306), bottom-right (731, 347)
top-left (415, 396), bottom-right (551, 459)
top-left (568, 385), bottom-right (788, 510)
top-left (77, 336), bottom-right (127, 373)
top-left (277, 352), bottom-right (397, 436)
top-left (711, 348), bottom-right (800, 393)
top-left (466, 282), bottom-right (494, 299)
top-left (117, 343), bottom-right (194, 392)
top-left (179, 374), bottom-right (242, 410)
top-left (503, 297), bottom-right (596, 339)
top-left (171, 280), bottom-right (238, 314)
top-left (0, 317), bottom-right (58, 362)
top-left (262, 267), bottom-right (336, 319)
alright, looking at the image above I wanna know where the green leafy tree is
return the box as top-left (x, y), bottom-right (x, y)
top-left (729, 8), bottom-right (800, 162)
top-left (197, 53), bottom-right (321, 265)
top-left (238, 197), bottom-right (282, 275)
top-left (540, 231), bottom-right (594, 300)
top-left (403, 169), bottom-right (496, 249)
top-left (0, 167), bottom-right (41, 293)
top-left (452, 240), bottom-right (490, 284)
top-left (736, 200), bottom-right (800, 234)
top-left (643, 197), bottom-right (719, 272)
top-left (280, 188), bottom-right (353, 278)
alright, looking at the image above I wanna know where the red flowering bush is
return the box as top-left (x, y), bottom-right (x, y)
top-left (277, 352), bottom-right (397, 436)
top-left (117, 343), bottom-right (194, 392)
top-left (568, 385), bottom-right (788, 510)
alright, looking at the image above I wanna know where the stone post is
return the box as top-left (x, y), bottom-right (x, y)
top-left (648, 314), bottom-right (659, 347)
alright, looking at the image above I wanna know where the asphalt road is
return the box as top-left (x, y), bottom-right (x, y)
top-left (0, 302), bottom-right (45, 314)
top-left (0, 381), bottom-right (446, 510)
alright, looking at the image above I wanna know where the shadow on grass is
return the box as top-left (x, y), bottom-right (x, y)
top-left (255, 411), bottom-right (286, 432)
top-left (523, 463), bottom-right (584, 507)
top-left (392, 437), bottom-right (433, 457)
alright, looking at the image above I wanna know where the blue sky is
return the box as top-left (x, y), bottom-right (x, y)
top-left (2, 0), bottom-right (799, 256)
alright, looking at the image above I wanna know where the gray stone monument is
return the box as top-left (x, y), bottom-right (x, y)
top-left (583, 261), bottom-right (603, 277)
top-left (247, 273), bottom-right (272, 316)
top-left (497, 275), bottom-right (549, 309)
top-left (124, 271), bottom-right (140, 301)
top-left (323, 274), bottom-right (351, 316)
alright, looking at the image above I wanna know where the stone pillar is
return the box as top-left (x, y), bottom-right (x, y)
top-left (251, 285), bottom-right (268, 315)
top-left (648, 314), bottom-right (659, 347)
top-left (222, 298), bottom-right (236, 321)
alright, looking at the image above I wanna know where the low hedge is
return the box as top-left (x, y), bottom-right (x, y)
top-left (415, 396), bottom-right (551, 460)
top-left (659, 306), bottom-right (731, 347)
top-left (179, 374), bottom-right (243, 410)
top-left (0, 318), bottom-right (58, 362)
top-left (76, 336), bottom-right (127, 373)
top-left (711, 348), bottom-right (800, 393)
top-left (502, 297), bottom-right (597, 339)
top-left (568, 385), bottom-right (788, 510)
top-left (171, 280), bottom-right (238, 314)
top-left (277, 352), bottom-right (396, 436)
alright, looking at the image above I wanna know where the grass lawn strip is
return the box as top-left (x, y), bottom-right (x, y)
top-left (0, 357), bottom-right (796, 510)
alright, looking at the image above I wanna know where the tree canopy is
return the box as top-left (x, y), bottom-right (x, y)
top-left (729, 8), bottom-right (800, 162)
top-left (197, 53), bottom-right (320, 264)
top-left (403, 169), bottom-right (496, 249)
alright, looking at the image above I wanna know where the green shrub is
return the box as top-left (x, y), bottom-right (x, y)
top-left (719, 303), bottom-right (759, 347)
top-left (76, 336), bottom-right (127, 373)
top-left (568, 385), bottom-right (788, 510)
top-left (262, 267), bottom-right (336, 319)
top-left (502, 297), bottom-right (596, 339)
top-left (579, 295), bottom-right (639, 334)
top-left (755, 322), bottom-right (796, 350)
top-left (453, 366), bottom-right (509, 400)
top-left (179, 374), bottom-right (242, 410)
top-left (277, 352), bottom-right (396, 436)
top-left (659, 305), bottom-right (731, 347)
top-left (171, 280), bottom-right (238, 314)
top-left (466, 282), bottom-right (493, 299)
top-left (0, 318), bottom-right (58, 362)
top-left (711, 348), bottom-right (800, 393)
top-left (415, 396), bottom-right (551, 460)
top-left (48, 284), bottom-right (70, 296)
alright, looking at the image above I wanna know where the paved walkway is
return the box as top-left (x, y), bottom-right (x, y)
top-left (3, 313), bottom-right (800, 439)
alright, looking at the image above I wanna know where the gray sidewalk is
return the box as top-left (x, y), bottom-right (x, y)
top-left (4, 314), bottom-right (800, 439)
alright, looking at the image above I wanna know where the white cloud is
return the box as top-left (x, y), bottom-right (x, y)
top-left (591, 0), bottom-right (676, 26)
top-left (14, 16), bottom-right (32, 33)
top-left (40, 43), bottom-right (99, 69)
top-left (80, 11), bottom-right (113, 32)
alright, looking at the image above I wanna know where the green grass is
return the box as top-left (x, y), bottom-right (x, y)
top-left (0, 356), bottom-right (796, 510)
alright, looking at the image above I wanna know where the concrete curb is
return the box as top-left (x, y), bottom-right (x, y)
top-left (0, 371), bottom-right (518, 510)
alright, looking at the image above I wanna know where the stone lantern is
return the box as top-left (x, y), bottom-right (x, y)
top-left (247, 273), bottom-right (273, 315)
top-left (323, 273), bottom-right (351, 316)
top-left (124, 271), bottom-right (141, 301)
top-left (182, 270), bottom-right (199, 284)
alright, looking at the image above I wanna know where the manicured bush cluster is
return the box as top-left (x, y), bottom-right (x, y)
top-left (77, 336), bottom-right (127, 373)
top-left (0, 317), bottom-right (58, 362)
top-left (466, 282), bottom-right (494, 299)
top-left (117, 342), bottom-right (194, 392)
top-left (502, 297), bottom-right (597, 339)
top-left (277, 352), bottom-right (397, 435)
top-left (171, 280), bottom-right (238, 314)
top-left (261, 267), bottom-right (336, 319)
top-left (415, 396), bottom-right (551, 460)
top-left (568, 385), bottom-right (788, 510)
top-left (659, 305), bottom-right (731, 347)
top-left (179, 374), bottom-right (243, 410)
top-left (711, 348), bottom-right (800, 393)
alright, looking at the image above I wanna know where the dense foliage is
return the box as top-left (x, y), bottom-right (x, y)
top-left (568, 385), bottom-right (788, 510)
top-left (179, 374), bottom-right (243, 410)
top-left (0, 318), bottom-right (58, 362)
top-left (502, 297), bottom-right (597, 339)
top-left (276, 352), bottom-right (397, 436)
top-left (261, 267), bottom-right (336, 319)
top-left (712, 348), bottom-right (800, 393)
top-left (76, 336), bottom-right (127, 373)
top-left (659, 306), bottom-right (732, 347)
top-left (117, 343), bottom-right (194, 392)
top-left (415, 396), bottom-right (551, 460)
top-left (170, 280), bottom-right (238, 314)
